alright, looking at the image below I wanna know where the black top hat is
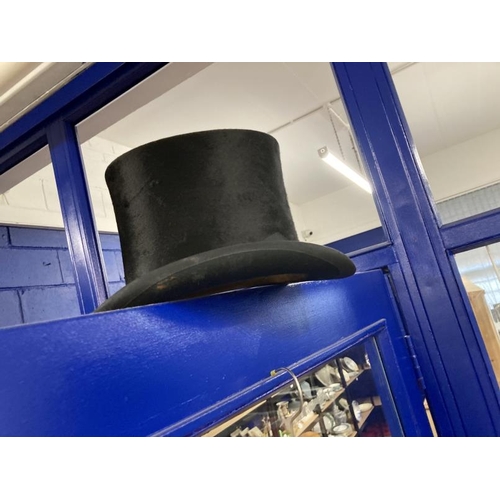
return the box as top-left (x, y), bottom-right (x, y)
top-left (96, 129), bottom-right (355, 312)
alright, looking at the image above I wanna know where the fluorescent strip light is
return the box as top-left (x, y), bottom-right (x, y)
top-left (318, 146), bottom-right (372, 193)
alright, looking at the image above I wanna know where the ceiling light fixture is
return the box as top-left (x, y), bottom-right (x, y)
top-left (318, 146), bottom-right (372, 193)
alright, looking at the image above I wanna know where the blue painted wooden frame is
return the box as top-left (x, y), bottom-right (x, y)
top-left (158, 320), bottom-right (405, 437)
top-left (0, 63), bottom-right (168, 313)
top-left (335, 207), bottom-right (500, 256)
top-left (47, 120), bottom-right (109, 311)
top-left (345, 243), bottom-right (396, 273)
top-left (332, 62), bottom-right (500, 436)
top-left (441, 208), bottom-right (500, 253)
top-left (0, 271), bottom-right (431, 437)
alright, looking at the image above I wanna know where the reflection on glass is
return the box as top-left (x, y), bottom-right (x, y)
top-left (455, 243), bottom-right (500, 386)
top-left (204, 342), bottom-right (392, 437)
top-left (392, 62), bottom-right (500, 224)
top-left (77, 138), bottom-right (127, 294)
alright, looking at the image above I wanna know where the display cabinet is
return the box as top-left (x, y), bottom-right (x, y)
top-left (0, 270), bottom-right (431, 437)
top-left (204, 342), bottom-right (393, 437)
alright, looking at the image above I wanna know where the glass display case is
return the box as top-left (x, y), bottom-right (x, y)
top-left (204, 341), bottom-right (393, 437)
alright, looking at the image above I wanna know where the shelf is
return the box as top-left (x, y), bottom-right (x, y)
top-left (204, 365), bottom-right (374, 437)
top-left (346, 414), bottom-right (371, 437)
top-left (351, 398), bottom-right (382, 437)
top-left (295, 412), bottom-right (320, 436)
top-left (345, 367), bottom-right (367, 387)
top-left (320, 388), bottom-right (345, 412)
top-left (285, 369), bottom-right (371, 437)
top-left (294, 388), bottom-right (345, 436)
top-left (354, 407), bottom-right (374, 434)
top-left (295, 388), bottom-right (345, 437)
top-left (203, 400), bottom-right (267, 437)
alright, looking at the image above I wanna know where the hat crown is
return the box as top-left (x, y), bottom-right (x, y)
top-left (105, 129), bottom-right (298, 284)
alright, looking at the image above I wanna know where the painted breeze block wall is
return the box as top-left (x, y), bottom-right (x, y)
top-left (0, 225), bottom-right (125, 328)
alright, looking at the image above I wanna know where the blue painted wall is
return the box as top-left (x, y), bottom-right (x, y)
top-left (0, 225), bottom-right (125, 328)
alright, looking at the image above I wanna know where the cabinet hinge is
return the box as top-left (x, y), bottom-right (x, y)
top-left (404, 335), bottom-right (426, 393)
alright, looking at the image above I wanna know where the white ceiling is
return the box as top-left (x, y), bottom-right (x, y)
top-left (392, 62), bottom-right (500, 157)
top-left (0, 63), bottom-right (40, 96)
top-left (98, 62), bottom-right (500, 205)
top-left (98, 62), bottom-right (363, 204)
top-left (0, 62), bottom-right (89, 131)
top-left (100, 63), bottom-right (341, 144)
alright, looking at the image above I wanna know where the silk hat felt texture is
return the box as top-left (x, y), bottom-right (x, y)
top-left (96, 129), bottom-right (355, 312)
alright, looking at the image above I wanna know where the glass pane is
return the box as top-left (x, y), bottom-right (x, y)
top-left (203, 341), bottom-right (394, 437)
top-left (391, 62), bottom-right (500, 224)
top-left (455, 243), bottom-right (500, 387)
top-left (75, 139), bottom-right (126, 295)
top-left (76, 63), bottom-right (386, 294)
top-left (0, 148), bottom-right (81, 327)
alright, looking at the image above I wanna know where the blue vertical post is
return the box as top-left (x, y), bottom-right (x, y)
top-left (332, 62), bottom-right (500, 436)
top-left (47, 120), bottom-right (109, 313)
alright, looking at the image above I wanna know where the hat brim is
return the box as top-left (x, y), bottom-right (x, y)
top-left (95, 241), bottom-right (356, 312)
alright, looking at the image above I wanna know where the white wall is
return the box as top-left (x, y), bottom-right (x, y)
top-left (289, 202), bottom-right (306, 241)
top-left (80, 137), bottom-right (130, 232)
top-left (296, 185), bottom-right (381, 245)
top-left (0, 136), bottom-right (128, 232)
top-left (420, 127), bottom-right (500, 201)
top-left (0, 163), bottom-right (64, 228)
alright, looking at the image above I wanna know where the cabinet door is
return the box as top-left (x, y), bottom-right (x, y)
top-left (200, 323), bottom-right (403, 437)
top-left (0, 270), bottom-right (432, 437)
top-left (151, 271), bottom-right (432, 437)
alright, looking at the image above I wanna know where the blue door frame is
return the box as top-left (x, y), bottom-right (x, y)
top-left (0, 62), bottom-right (499, 435)
top-left (332, 63), bottom-right (500, 436)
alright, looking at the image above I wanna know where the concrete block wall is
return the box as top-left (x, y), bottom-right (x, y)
top-left (0, 162), bottom-right (65, 228)
top-left (0, 225), bottom-right (125, 329)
